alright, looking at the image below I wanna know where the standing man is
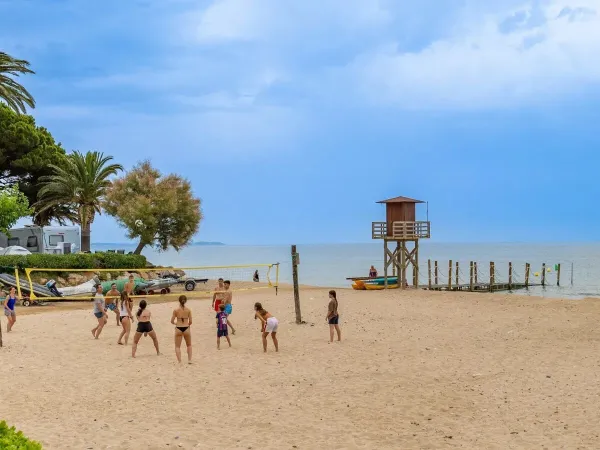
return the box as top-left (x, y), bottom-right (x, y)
top-left (222, 280), bottom-right (236, 335)
top-left (106, 282), bottom-right (121, 326)
top-left (212, 278), bottom-right (225, 312)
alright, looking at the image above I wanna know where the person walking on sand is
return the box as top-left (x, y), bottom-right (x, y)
top-left (254, 302), bottom-right (279, 352)
top-left (222, 280), bottom-right (236, 335)
top-left (253, 270), bottom-right (259, 282)
top-left (212, 278), bottom-right (225, 312)
top-left (326, 290), bottom-right (341, 343)
top-left (3, 286), bottom-right (18, 332)
top-left (216, 303), bottom-right (232, 350)
top-left (106, 283), bottom-right (121, 326)
top-left (171, 295), bottom-right (193, 363)
top-left (117, 291), bottom-right (134, 345)
top-left (91, 284), bottom-right (108, 339)
top-left (132, 299), bottom-right (160, 357)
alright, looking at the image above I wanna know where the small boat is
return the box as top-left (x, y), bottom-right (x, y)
top-left (364, 283), bottom-right (398, 290)
top-left (0, 273), bottom-right (58, 298)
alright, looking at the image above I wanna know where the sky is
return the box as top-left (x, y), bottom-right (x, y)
top-left (2, 0), bottom-right (600, 245)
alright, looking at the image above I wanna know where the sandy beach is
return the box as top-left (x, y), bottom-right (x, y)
top-left (2, 286), bottom-right (600, 449)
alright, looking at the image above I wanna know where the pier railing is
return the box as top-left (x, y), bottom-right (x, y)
top-left (372, 221), bottom-right (431, 240)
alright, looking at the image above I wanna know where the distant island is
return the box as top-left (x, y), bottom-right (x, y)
top-left (93, 241), bottom-right (225, 246)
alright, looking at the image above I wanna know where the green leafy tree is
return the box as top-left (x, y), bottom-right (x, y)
top-left (35, 151), bottom-right (123, 252)
top-left (104, 160), bottom-right (202, 255)
top-left (0, 51), bottom-right (35, 114)
top-left (0, 184), bottom-right (32, 235)
top-left (0, 104), bottom-right (68, 224)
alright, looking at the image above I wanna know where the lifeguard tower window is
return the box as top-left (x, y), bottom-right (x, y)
top-left (8, 237), bottom-right (19, 246)
top-left (49, 235), bottom-right (64, 246)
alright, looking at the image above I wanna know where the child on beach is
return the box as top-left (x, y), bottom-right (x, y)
top-left (216, 303), bottom-right (231, 350)
top-left (326, 290), bottom-right (341, 343)
top-left (254, 302), bottom-right (279, 352)
top-left (3, 286), bottom-right (18, 332)
top-left (212, 278), bottom-right (225, 312)
top-left (106, 283), bottom-right (121, 326)
top-left (222, 280), bottom-right (236, 334)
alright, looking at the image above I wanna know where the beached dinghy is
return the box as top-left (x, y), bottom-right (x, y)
top-left (364, 283), bottom-right (398, 290)
top-left (0, 273), bottom-right (58, 301)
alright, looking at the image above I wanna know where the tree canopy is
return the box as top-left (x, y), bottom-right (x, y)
top-left (35, 151), bottom-right (123, 252)
top-left (104, 161), bottom-right (202, 255)
top-left (0, 51), bottom-right (35, 114)
top-left (0, 184), bottom-right (32, 235)
top-left (0, 104), bottom-right (68, 224)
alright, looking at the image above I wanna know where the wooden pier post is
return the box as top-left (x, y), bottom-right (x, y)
top-left (489, 262), bottom-right (495, 292)
top-left (455, 261), bottom-right (459, 286)
top-left (469, 261), bottom-right (474, 292)
top-left (291, 245), bottom-right (302, 324)
top-left (508, 262), bottom-right (513, 289)
top-left (428, 259), bottom-right (432, 289)
top-left (474, 262), bottom-right (478, 284)
top-left (434, 261), bottom-right (439, 286)
top-left (525, 263), bottom-right (530, 287)
top-left (571, 262), bottom-right (574, 286)
top-left (557, 263), bottom-right (561, 286)
top-left (541, 263), bottom-right (546, 287)
top-left (448, 260), bottom-right (452, 290)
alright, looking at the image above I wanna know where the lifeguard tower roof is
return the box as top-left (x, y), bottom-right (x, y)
top-left (376, 196), bottom-right (424, 204)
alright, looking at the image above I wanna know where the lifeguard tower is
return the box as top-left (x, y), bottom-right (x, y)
top-left (372, 196), bottom-right (430, 289)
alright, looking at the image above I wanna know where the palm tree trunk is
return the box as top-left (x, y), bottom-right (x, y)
top-left (134, 241), bottom-right (146, 255)
top-left (81, 224), bottom-right (91, 252)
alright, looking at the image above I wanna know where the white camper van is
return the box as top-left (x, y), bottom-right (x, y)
top-left (0, 225), bottom-right (81, 254)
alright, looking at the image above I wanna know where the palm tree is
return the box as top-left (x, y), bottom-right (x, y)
top-left (0, 51), bottom-right (35, 114)
top-left (34, 151), bottom-right (123, 252)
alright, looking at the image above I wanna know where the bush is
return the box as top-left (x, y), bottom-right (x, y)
top-left (0, 252), bottom-right (147, 272)
top-left (0, 421), bottom-right (42, 449)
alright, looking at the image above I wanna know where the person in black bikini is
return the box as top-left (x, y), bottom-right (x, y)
top-left (170, 295), bottom-right (193, 364)
top-left (132, 299), bottom-right (160, 358)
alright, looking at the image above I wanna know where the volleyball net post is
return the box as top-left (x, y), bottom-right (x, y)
top-left (21, 263), bottom-right (280, 303)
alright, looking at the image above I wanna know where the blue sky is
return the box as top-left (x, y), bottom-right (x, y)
top-left (3, 0), bottom-right (600, 245)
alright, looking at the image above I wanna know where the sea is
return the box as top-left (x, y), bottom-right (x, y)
top-left (90, 242), bottom-right (600, 300)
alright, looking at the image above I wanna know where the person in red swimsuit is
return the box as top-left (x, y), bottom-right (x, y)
top-left (211, 278), bottom-right (225, 312)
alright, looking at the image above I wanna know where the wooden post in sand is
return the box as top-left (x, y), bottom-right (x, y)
top-left (428, 260), bottom-right (432, 289)
top-left (469, 261), bottom-right (474, 291)
top-left (448, 260), bottom-right (452, 290)
top-left (557, 263), bottom-right (561, 286)
top-left (525, 263), bottom-right (530, 287)
top-left (541, 263), bottom-right (546, 287)
top-left (508, 262), bottom-right (513, 290)
top-left (291, 245), bottom-right (302, 324)
top-left (434, 261), bottom-right (439, 286)
top-left (489, 262), bottom-right (495, 292)
top-left (0, 318), bottom-right (3, 348)
top-left (474, 262), bottom-right (478, 284)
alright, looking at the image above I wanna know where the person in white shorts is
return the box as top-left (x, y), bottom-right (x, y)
top-left (254, 302), bottom-right (279, 352)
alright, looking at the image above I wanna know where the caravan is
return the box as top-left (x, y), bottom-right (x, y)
top-left (0, 225), bottom-right (81, 254)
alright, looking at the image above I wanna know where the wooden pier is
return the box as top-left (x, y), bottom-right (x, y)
top-left (350, 260), bottom-right (562, 293)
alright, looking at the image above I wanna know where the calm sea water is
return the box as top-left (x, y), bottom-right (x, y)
top-left (91, 242), bottom-right (600, 299)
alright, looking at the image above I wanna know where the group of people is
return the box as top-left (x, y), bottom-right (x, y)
top-left (3, 274), bottom-right (343, 358)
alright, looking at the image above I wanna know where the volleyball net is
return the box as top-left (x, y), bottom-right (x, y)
top-left (18, 263), bottom-right (280, 303)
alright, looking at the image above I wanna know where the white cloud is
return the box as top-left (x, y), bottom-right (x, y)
top-left (345, 0), bottom-right (600, 109)
top-left (180, 0), bottom-right (391, 44)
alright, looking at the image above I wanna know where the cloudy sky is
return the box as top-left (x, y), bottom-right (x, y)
top-left (3, 0), bottom-right (600, 244)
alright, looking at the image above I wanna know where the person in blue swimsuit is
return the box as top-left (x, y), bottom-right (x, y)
top-left (222, 280), bottom-right (236, 335)
top-left (3, 286), bottom-right (18, 332)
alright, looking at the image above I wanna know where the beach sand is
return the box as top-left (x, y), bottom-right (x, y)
top-left (2, 286), bottom-right (600, 449)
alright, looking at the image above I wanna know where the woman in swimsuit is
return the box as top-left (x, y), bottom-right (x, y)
top-left (254, 302), bottom-right (279, 353)
top-left (170, 295), bottom-right (193, 364)
top-left (117, 291), bottom-right (134, 345)
top-left (132, 299), bottom-right (160, 358)
top-left (3, 286), bottom-right (18, 332)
